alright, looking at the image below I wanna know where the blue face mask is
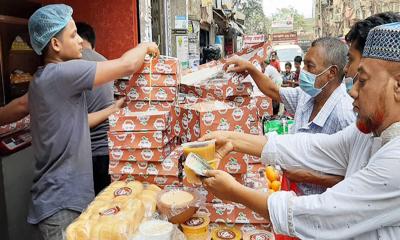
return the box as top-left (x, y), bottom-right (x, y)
top-left (343, 72), bottom-right (359, 92)
top-left (299, 66), bottom-right (333, 97)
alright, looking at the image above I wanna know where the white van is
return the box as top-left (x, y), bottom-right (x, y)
top-left (273, 44), bottom-right (304, 72)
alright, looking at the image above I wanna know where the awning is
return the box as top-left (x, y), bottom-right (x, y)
top-left (230, 20), bottom-right (244, 35)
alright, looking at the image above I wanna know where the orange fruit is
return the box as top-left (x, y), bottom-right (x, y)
top-left (266, 166), bottom-right (278, 182)
top-left (270, 180), bottom-right (281, 192)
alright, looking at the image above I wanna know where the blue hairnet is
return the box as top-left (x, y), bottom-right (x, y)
top-left (28, 4), bottom-right (73, 55)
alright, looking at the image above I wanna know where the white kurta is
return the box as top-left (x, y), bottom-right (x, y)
top-left (262, 123), bottom-right (400, 239)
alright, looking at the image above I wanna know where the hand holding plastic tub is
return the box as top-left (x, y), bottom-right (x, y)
top-left (198, 131), bottom-right (271, 220)
top-left (202, 169), bottom-right (271, 221)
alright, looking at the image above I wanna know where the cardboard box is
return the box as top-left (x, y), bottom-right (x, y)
top-left (109, 102), bottom-right (182, 136)
top-left (125, 101), bottom-right (174, 112)
top-left (109, 146), bottom-right (183, 180)
top-left (114, 84), bottom-right (177, 101)
top-left (114, 76), bottom-right (179, 95)
top-left (243, 171), bottom-right (269, 191)
top-left (109, 159), bottom-right (180, 176)
top-left (199, 202), bottom-right (268, 224)
top-left (109, 145), bottom-right (182, 175)
top-left (247, 155), bottom-right (262, 164)
top-left (224, 96), bottom-right (253, 107)
top-left (180, 42), bottom-right (271, 93)
top-left (179, 95), bottom-right (254, 108)
top-left (180, 81), bottom-right (252, 101)
top-left (247, 163), bottom-right (265, 173)
top-left (108, 138), bottom-right (179, 162)
top-left (178, 94), bottom-right (202, 105)
top-left (218, 152), bottom-right (248, 174)
top-left (123, 86), bottom-right (177, 102)
top-left (254, 96), bottom-right (273, 119)
top-left (180, 101), bottom-right (259, 142)
top-left (0, 116), bottom-right (30, 136)
top-left (130, 102), bottom-right (181, 134)
top-left (138, 55), bottom-right (180, 74)
top-left (110, 174), bottom-right (181, 187)
top-left (130, 73), bottom-right (179, 87)
top-left (225, 42), bottom-right (271, 64)
top-left (108, 128), bottom-right (175, 149)
top-left (113, 80), bottom-right (128, 95)
top-left (208, 223), bottom-right (272, 235)
top-left (109, 109), bottom-right (172, 132)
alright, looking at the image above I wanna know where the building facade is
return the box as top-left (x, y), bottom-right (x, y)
top-left (138, 0), bottom-right (244, 69)
top-left (314, 0), bottom-right (400, 37)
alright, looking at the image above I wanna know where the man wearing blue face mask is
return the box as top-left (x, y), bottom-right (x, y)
top-left (224, 37), bottom-right (355, 195)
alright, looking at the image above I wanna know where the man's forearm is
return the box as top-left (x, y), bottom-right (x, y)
top-left (232, 184), bottom-right (270, 221)
top-left (119, 43), bottom-right (149, 74)
top-left (305, 172), bottom-right (344, 187)
top-left (246, 64), bottom-right (281, 102)
top-left (94, 43), bottom-right (153, 87)
top-left (285, 168), bottom-right (344, 188)
top-left (0, 94), bottom-right (29, 126)
top-left (227, 132), bottom-right (267, 157)
top-left (88, 105), bottom-right (116, 128)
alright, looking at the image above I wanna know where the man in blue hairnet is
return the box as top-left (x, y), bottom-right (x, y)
top-left (26, 4), bottom-right (159, 240)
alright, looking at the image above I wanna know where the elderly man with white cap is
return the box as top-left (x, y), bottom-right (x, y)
top-left (201, 22), bottom-right (400, 239)
top-left (26, 4), bottom-right (159, 240)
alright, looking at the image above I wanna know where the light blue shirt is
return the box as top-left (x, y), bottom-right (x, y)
top-left (279, 84), bottom-right (356, 194)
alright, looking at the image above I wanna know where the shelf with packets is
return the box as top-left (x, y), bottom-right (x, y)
top-left (1, 13), bottom-right (41, 104)
top-left (7, 36), bottom-right (40, 99)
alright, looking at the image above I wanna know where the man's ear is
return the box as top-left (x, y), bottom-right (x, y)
top-left (393, 72), bottom-right (400, 103)
top-left (329, 65), bottom-right (339, 80)
top-left (50, 38), bottom-right (62, 53)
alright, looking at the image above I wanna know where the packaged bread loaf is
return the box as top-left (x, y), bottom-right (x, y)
top-left (66, 181), bottom-right (153, 240)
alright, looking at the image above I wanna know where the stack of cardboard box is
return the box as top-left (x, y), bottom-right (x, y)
top-left (176, 43), bottom-right (273, 229)
top-left (113, 55), bottom-right (180, 103)
top-left (106, 45), bottom-right (274, 230)
top-left (108, 56), bottom-right (183, 187)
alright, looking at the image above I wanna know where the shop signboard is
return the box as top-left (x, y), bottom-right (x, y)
top-left (176, 35), bottom-right (189, 69)
top-left (271, 31), bottom-right (298, 44)
top-left (271, 15), bottom-right (294, 29)
top-left (175, 16), bottom-right (188, 29)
